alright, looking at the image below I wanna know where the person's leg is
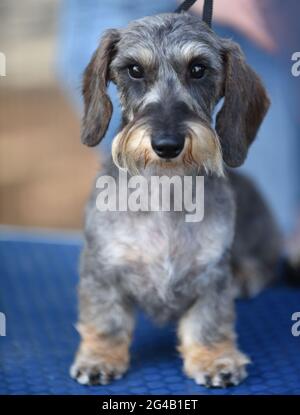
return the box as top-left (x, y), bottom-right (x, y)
top-left (241, 68), bottom-right (298, 234)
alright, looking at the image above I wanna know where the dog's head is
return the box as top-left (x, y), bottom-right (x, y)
top-left (82, 13), bottom-right (269, 175)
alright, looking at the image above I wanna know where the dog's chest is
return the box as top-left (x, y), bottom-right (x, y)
top-left (94, 173), bottom-right (235, 319)
top-left (104, 209), bottom-right (231, 319)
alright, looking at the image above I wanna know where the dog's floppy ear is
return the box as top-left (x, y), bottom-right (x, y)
top-left (216, 41), bottom-right (270, 167)
top-left (81, 29), bottom-right (120, 146)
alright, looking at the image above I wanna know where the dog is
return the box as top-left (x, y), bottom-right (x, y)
top-left (70, 12), bottom-right (282, 388)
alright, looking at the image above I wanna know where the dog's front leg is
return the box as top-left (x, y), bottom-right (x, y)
top-left (178, 281), bottom-right (249, 388)
top-left (70, 263), bottom-right (134, 385)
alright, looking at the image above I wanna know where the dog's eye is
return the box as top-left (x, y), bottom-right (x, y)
top-left (128, 64), bottom-right (144, 80)
top-left (189, 63), bottom-right (206, 79)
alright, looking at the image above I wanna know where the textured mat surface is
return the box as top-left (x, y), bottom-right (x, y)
top-left (0, 233), bottom-right (300, 395)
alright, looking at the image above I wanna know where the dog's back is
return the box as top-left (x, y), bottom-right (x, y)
top-left (229, 171), bottom-right (282, 297)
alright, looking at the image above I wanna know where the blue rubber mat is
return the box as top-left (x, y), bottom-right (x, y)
top-left (0, 232), bottom-right (300, 395)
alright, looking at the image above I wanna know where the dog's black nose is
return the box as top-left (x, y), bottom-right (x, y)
top-left (151, 135), bottom-right (185, 159)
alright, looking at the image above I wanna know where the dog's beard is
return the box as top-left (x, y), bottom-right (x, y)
top-left (184, 121), bottom-right (224, 177)
top-left (112, 118), bottom-right (224, 177)
top-left (112, 119), bottom-right (152, 175)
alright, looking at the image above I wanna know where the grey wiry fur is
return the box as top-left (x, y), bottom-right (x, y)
top-left (71, 13), bottom-right (281, 388)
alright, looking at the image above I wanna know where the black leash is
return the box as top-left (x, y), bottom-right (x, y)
top-left (175, 0), bottom-right (214, 28)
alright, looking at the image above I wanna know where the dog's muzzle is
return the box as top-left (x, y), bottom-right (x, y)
top-left (151, 133), bottom-right (185, 159)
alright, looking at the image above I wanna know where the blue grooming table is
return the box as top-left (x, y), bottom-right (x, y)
top-left (0, 230), bottom-right (300, 395)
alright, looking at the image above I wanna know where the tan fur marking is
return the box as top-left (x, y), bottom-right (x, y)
top-left (177, 314), bottom-right (249, 386)
top-left (120, 247), bottom-right (153, 265)
top-left (76, 324), bottom-right (131, 370)
top-left (178, 340), bottom-right (249, 379)
top-left (185, 121), bottom-right (224, 177)
top-left (112, 122), bottom-right (153, 174)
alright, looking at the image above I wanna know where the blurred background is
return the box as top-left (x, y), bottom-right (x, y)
top-left (0, 0), bottom-right (299, 236)
top-left (0, 0), bottom-right (98, 229)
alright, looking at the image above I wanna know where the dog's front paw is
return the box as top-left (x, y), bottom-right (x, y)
top-left (70, 354), bottom-right (128, 386)
top-left (180, 341), bottom-right (250, 388)
top-left (190, 353), bottom-right (249, 388)
top-left (70, 325), bottom-right (130, 386)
